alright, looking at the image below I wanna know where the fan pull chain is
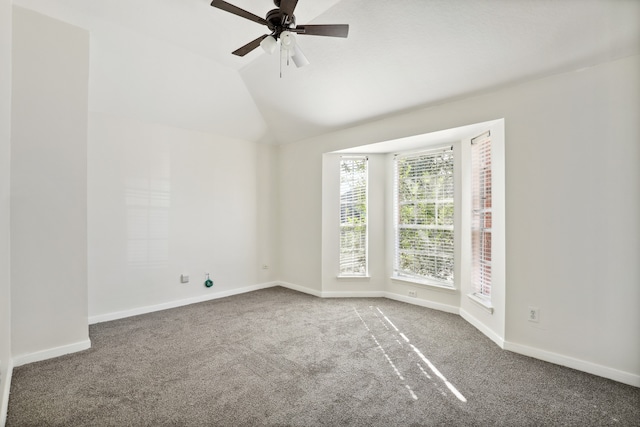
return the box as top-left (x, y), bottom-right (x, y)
top-left (280, 43), bottom-right (282, 78)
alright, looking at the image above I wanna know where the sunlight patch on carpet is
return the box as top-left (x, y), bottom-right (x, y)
top-left (353, 306), bottom-right (468, 403)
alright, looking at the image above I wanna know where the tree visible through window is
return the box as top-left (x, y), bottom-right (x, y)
top-left (394, 148), bottom-right (454, 285)
top-left (339, 157), bottom-right (368, 276)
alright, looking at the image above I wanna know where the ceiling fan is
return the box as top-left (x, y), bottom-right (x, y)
top-left (210, 0), bottom-right (349, 67)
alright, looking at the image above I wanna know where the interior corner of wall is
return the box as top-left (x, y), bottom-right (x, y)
top-left (1, 358), bottom-right (14, 427)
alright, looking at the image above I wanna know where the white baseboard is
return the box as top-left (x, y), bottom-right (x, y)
top-left (383, 291), bottom-right (460, 315)
top-left (1, 359), bottom-right (13, 427)
top-left (13, 339), bottom-right (91, 368)
top-left (89, 282), bottom-right (279, 324)
top-left (322, 290), bottom-right (385, 298)
top-left (277, 281), bottom-right (323, 297)
top-left (278, 284), bottom-right (459, 315)
top-left (460, 308), bottom-right (505, 348)
top-left (504, 341), bottom-right (640, 388)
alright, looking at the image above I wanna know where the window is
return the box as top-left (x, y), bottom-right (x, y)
top-left (471, 132), bottom-right (492, 298)
top-left (394, 147), bottom-right (454, 285)
top-left (339, 156), bottom-right (368, 276)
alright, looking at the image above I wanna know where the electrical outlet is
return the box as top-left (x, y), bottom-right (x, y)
top-left (528, 307), bottom-right (540, 323)
top-left (180, 274), bottom-right (189, 283)
top-left (408, 290), bottom-right (417, 298)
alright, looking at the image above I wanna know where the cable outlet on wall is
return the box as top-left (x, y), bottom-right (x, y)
top-left (528, 307), bottom-right (540, 323)
top-left (180, 274), bottom-right (189, 284)
top-left (408, 290), bottom-right (417, 298)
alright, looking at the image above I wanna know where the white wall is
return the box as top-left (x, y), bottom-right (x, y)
top-left (279, 55), bottom-right (640, 385)
top-left (501, 55), bottom-right (639, 384)
top-left (6, 0), bottom-right (278, 330)
top-left (256, 143), bottom-right (279, 284)
top-left (10, 7), bottom-right (90, 361)
top-left (278, 140), bottom-right (324, 292)
top-left (0, 0), bottom-right (12, 423)
top-left (88, 113), bottom-right (267, 320)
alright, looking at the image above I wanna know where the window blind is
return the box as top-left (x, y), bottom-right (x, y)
top-left (471, 132), bottom-right (492, 298)
top-left (339, 156), bottom-right (368, 276)
top-left (394, 147), bottom-right (454, 285)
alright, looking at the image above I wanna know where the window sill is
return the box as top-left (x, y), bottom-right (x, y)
top-left (467, 293), bottom-right (494, 314)
top-left (390, 276), bottom-right (457, 291)
top-left (336, 275), bottom-right (371, 281)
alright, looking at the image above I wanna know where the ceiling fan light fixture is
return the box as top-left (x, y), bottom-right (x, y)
top-left (280, 31), bottom-right (295, 50)
top-left (291, 44), bottom-right (309, 68)
top-left (260, 35), bottom-right (278, 54)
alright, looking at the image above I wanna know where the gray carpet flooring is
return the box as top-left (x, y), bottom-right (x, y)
top-left (7, 287), bottom-right (640, 426)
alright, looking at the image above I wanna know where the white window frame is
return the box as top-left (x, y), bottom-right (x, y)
top-left (393, 146), bottom-right (455, 287)
top-left (339, 156), bottom-right (368, 277)
top-left (471, 132), bottom-right (492, 302)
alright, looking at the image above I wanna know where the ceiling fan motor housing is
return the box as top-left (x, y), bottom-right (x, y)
top-left (266, 8), bottom-right (295, 36)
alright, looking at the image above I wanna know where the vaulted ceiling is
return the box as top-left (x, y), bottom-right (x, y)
top-left (12, 0), bottom-right (640, 144)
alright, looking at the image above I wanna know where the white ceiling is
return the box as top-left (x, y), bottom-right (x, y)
top-left (13, 0), bottom-right (640, 144)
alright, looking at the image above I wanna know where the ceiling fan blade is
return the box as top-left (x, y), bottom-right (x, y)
top-left (232, 34), bottom-right (268, 57)
top-left (210, 0), bottom-right (268, 26)
top-left (279, 0), bottom-right (299, 18)
top-left (294, 24), bottom-right (349, 38)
